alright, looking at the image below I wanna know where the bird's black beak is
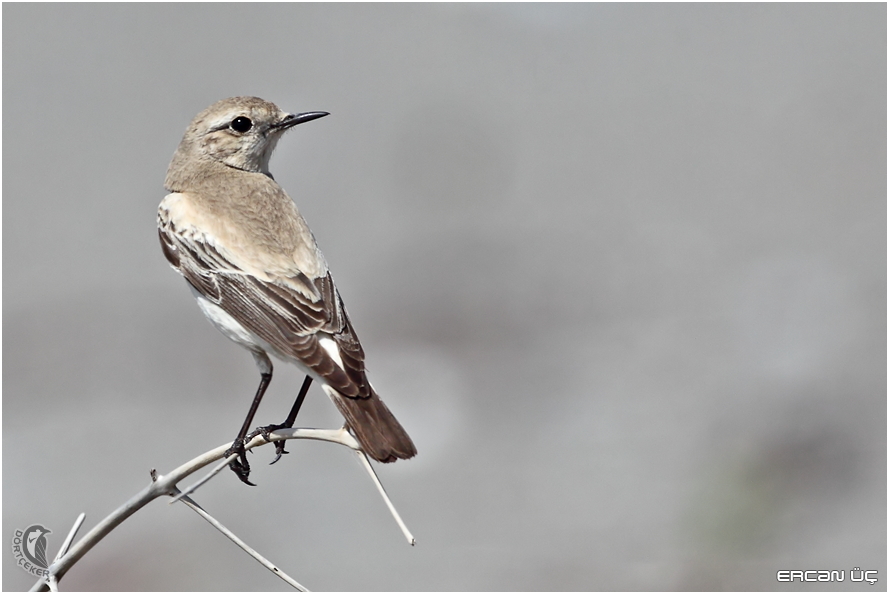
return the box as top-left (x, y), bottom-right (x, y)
top-left (273, 111), bottom-right (329, 131)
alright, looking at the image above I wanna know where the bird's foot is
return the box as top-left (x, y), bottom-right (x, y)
top-left (224, 439), bottom-right (255, 486)
top-left (246, 423), bottom-right (291, 465)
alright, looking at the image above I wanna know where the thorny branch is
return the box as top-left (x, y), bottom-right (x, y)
top-left (29, 427), bottom-right (414, 592)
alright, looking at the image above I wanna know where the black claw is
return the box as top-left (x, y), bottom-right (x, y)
top-left (224, 440), bottom-right (256, 486)
top-left (270, 441), bottom-right (290, 465)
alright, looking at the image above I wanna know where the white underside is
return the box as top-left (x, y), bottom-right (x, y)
top-left (190, 286), bottom-right (342, 383)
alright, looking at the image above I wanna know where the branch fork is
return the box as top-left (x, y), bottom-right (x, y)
top-left (30, 427), bottom-right (414, 592)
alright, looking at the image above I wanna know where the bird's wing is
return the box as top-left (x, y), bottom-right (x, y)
top-left (158, 194), bottom-right (372, 398)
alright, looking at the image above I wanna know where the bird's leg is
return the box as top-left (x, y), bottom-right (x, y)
top-left (225, 352), bottom-right (273, 485)
top-left (253, 375), bottom-right (313, 464)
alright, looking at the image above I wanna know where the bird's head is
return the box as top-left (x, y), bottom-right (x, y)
top-left (165, 96), bottom-right (327, 189)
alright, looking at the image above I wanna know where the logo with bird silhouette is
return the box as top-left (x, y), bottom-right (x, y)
top-left (12, 524), bottom-right (52, 577)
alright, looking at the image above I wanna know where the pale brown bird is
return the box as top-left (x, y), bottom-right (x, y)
top-left (158, 96), bottom-right (416, 484)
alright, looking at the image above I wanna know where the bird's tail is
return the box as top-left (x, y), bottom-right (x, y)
top-left (322, 385), bottom-right (417, 462)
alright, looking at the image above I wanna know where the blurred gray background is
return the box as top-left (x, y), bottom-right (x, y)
top-left (4, 4), bottom-right (885, 591)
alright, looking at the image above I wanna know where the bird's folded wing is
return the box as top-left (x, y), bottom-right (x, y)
top-left (159, 223), bottom-right (372, 399)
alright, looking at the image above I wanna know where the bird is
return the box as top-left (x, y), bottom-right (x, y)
top-left (158, 96), bottom-right (416, 484)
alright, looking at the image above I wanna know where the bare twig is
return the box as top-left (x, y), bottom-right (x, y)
top-left (45, 575), bottom-right (59, 592)
top-left (176, 491), bottom-right (308, 591)
top-left (170, 427), bottom-right (361, 503)
top-left (354, 451), bottom-right (416, 546)
top-left (168, 454), bottom-right (238, 503)
top-left (29, 426), bottom-right (413, 592)
top-left (53, 513), bottom-right (86, 564)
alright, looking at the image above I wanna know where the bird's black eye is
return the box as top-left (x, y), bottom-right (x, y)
top-left (230, 116), bottom-right (253, 133)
